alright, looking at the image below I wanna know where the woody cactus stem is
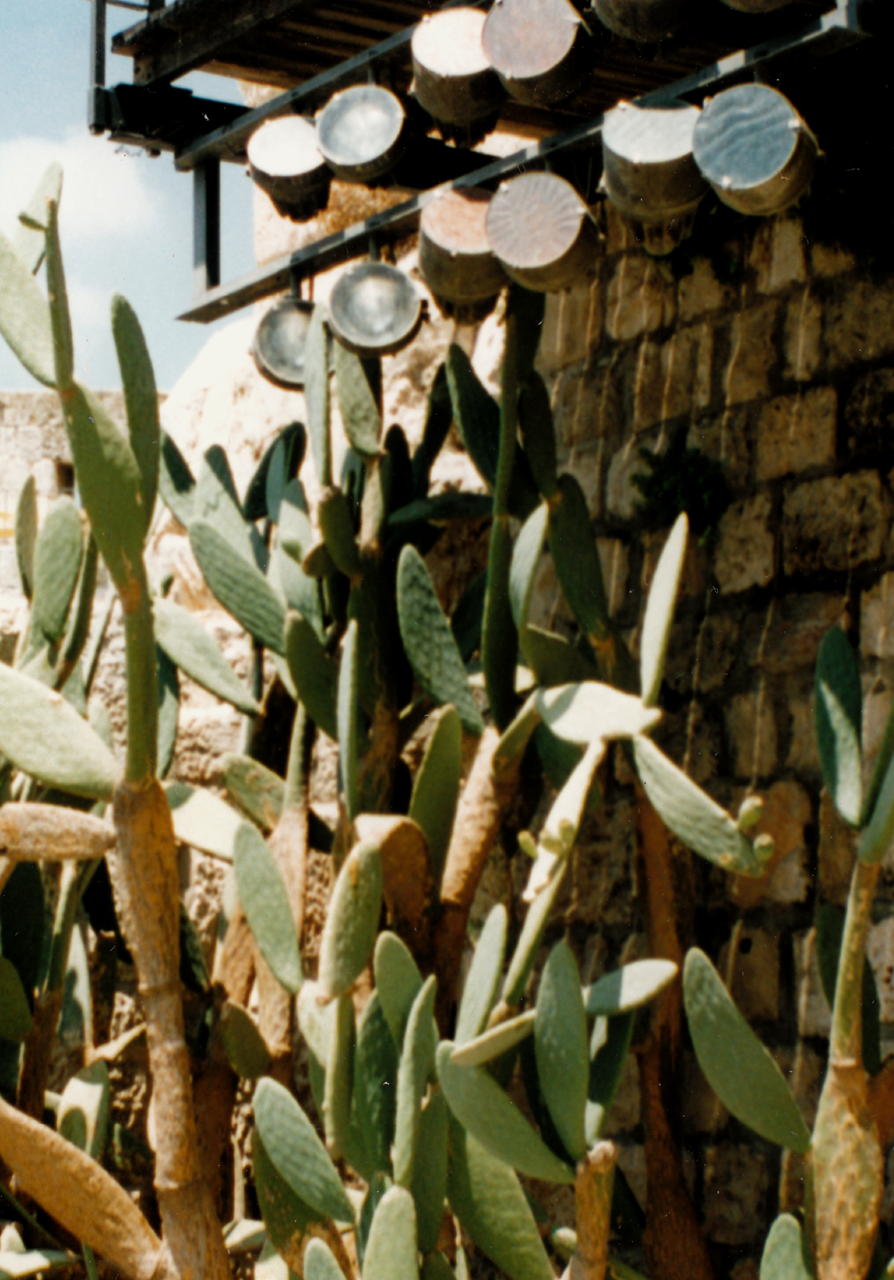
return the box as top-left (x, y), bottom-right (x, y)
top-left (565, 1142), bottom-right (616, 1280)
top-left (812, 857), bottom-right (883, 1280)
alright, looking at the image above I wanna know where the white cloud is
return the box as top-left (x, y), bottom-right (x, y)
top-left (0, 130), bottom-right (166, 245)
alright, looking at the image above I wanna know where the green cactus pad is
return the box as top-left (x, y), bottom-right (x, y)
top-left (31, 499), bottom-right (83, 645)
top-left (323, 993), bottom-right (357, 1161)
top-left (393, 975), bottom-right (438, 1188)
top-left (254, 1077), bottom-right (355, 1225)
top-left (319, 488), bottom-right (362, 579)
top-left (640, 512), bottom-right (688, 706)
top-left (334, 341), bottom-right (382, 458)
top-left (455, 904), bottom-right (508, 1045)
top-left (44, 200), bottom-right (74, 390)
top-left (547, 473), bottom-right (610, 643)
top-left (14, 476), bottom-right (38, 601)
top-left (0, 664), bottom-right (117, 799)
top-left (0, 957), bottom-right (33, 1041)
top-left (194, 447), bottom-right (257, 562)
top-left (318, 840), bottom-right (383, 1002)
top-left (509, 503), bottom-right (549, 643)
top-left (304, 1239), bottom-right (347, 1280)
top-left (388, 493), bottom-right (493, 526)
top-left (815, 626), bottom-right (863, 827)
top-left (437, 1042), bottom-right (574, 1184)
top-left (159, 431), bottom-right (196, 529)
top-left (411, 361), bottom-right (452, 497)
top-left (154, 597), bottom-right (260, 715)
top-left (374, 932), bottom-right (423, 1046)
top-left (584, 958), bottom-right (679, 1016)
top-left (165, 782), bottom-right (246, 861)
top-left (362, 1185), bottom-right (418, 1280)
top-left (502, 854), bottom-right (569, 1008)
top-left (223, 754), bottom-right (285, 832)
top-left (189, 520), bottom-right (285, 654)
top-left (397, 546), bottom-right (483, 736)
top-left (446, 1119), bottom-right (555, 1280)
top-left (537, 682), bottom-right (661, 745)
top-left (517, 374), bottom-right (558, 500)
top-left (304, 305), bottom-right (332, 487)
top-left (412, 1089), bottom-right (448, 1253)
top-left (337, 619), bottom-right (361, 818)
top-left (218, 1000), bottom-right (271, 1079)
top-left (13, 163), bottom-right (62, 272)
top-left (57, 1062), bottom-right (110, 1159)
top-left (758, 1213), bottom-right (813, 1279)
top-left (111, 295), bottom-right (159, 532)
top-left (0, 230), bottom-right (55, 387)
top-left (633, 735), bottom-right (766, 876)
top-left (155, 648), bottom-right (179, 777)
top-left (535, 940), bottom-right (588, 1162)
top-left (352, 992), bottom-right (398, 1177)
top-left (408, 705), bottom-right (462, 886)
top-left (446, 344), bottom-right (499, 489)
top-left (233, 823), bottom-right (302, 994)
top-left (585, 1012), bottom-right (634, 1145)
top-left (683, 948), bottom-right (810, 1152)
top-left (61, 386), bottom-right (148, 598)
top-left (451, 1010), bottom-right (536, 1068)
top-left (283, 611), bottom-right (338, 739)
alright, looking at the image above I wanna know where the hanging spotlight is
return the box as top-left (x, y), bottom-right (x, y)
top-left (246, 116), bottom-right (331, 221)
top-left (419, 187), bottom-right (507, 319)
top-left (692, 84), bottom-right (816, 216)
top-left (328, 261), bottom-right (422, 357)
top-left (411, 8), bottom-right (504, 129)
top-left (486, 171), bottom-right (600, 292)
top-left (482, 0), bottom-right (588, 105)
top-left (316, 85), bottom-right (406, 183)
top-left (252, 295), bottom-right (315, 389)
top-left (601, 99), bottom-right (706, 253)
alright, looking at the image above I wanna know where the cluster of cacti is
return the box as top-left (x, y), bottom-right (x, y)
top-left (2, 165), bottom-right (893, 1280)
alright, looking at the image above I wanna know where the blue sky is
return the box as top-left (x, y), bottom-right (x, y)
top-left (1, 1), bottom-right (255, 391)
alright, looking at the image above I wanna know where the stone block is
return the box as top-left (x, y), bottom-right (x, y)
top-left (725, 688), bottom-right (778, 779)
top-left (825, 277), bottom-right (894, 370)
top-left (722, 928), bottom-right (780, 1022)
top-left (730, 779), bottom-right (812, 909)
top-left (810, 241), bottom-right (855, 277)
top-left (749, 216), bottom-right (807, 294)
top-left (723, 301), bottom-right (780, 406)
top-left (844, 367), bottom-right (894, 461)
top-left (784, 289), bottom-right (823, 383)
top-left (755, 387), bottom-right (837, 482)
top-left (537, 276), bottom-right (603, 374)
top-left (606, 435), bottom-right (651, 521)
top-left (861, 573), bottom-right (894, 660)
top-left (702, 1144), bottom-right (771, 1246)
top-left (782, 472), bottom-right (885, 575)
top-left (786, 690), bottom-right (818, 777)
top-left (678, 257), bottom-right (737, 322)
top-left (605, 253), bottom-right (676, 341)
top-left (692, 612), bottom-right (741, 694)
top-left (597, 537), bottom-right (629, 618)
top-left (794, 927), bottom-right (831, 1038)
top-left (714, 493), bottom-right (775, 593)
top-left (686, 406), bottom-right (751, 493)
top-left (632, 328), bottom-right (701, 432)
top-left (553, 356), bottom-right (624, 448)
top-left (743, 592), bottom-right (844, 675)
top-left (682, 1049), bottom-right (729, 1135)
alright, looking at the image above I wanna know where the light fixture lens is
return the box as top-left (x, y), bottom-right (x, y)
top-left (252, 296), bottom-right (315, 388)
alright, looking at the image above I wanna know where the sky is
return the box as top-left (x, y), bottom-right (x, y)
top-left (0, 1), bottom-right (255, 391)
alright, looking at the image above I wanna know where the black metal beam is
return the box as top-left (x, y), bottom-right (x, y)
top-left (178, 0), bottom-right (868, 324)
top-left (193, 159), bottom-right (221, 295)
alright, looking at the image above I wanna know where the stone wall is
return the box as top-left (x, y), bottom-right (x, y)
top-left (532, 202), bottom-right (894, 1272)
